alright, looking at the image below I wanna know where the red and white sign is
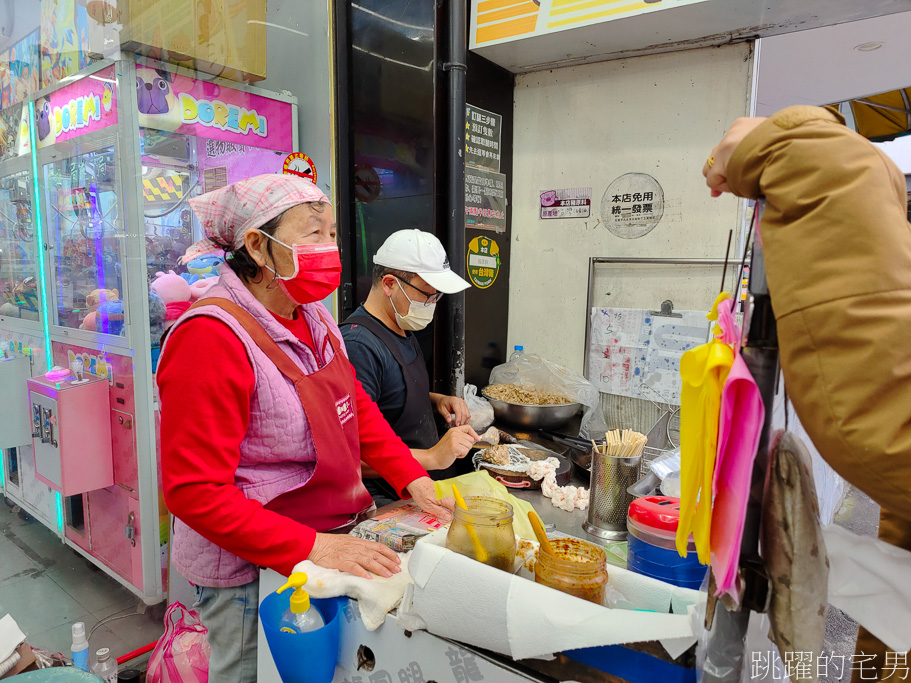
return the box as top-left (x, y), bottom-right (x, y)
top-left (283, 152), bottom-right (317, 183)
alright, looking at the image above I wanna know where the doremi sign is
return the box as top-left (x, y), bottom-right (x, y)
top-left (467, 236), bottom-right (501, 289)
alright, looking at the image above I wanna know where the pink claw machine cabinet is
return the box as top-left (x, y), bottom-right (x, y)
top-left (1, 54), bottom-right (297, 602)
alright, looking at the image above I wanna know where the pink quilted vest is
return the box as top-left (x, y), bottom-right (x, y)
top-left (159, 267), bottom-right (345, 587)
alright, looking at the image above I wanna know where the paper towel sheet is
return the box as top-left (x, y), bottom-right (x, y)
top-left (292, 554), bottom-right (413, 631)
top-left (0, 614), bottom-right (26, 662)
top-left (824, 525), bottom-right (911, 653)
top-left (402, 537), bottom-right (701, 661)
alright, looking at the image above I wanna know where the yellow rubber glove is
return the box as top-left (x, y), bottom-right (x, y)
top-left (676, 294), bottom-right (735, 563)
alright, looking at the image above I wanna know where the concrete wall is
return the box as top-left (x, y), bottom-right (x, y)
top-left (507, 43), bottom-right (753, 373)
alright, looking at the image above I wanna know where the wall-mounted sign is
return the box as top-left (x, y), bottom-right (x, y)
top-left (465, 167), bottom-right (507, 233)
top-left (136, 65), bottom-right (293, 152)
top-left (471, 0), bottom-right (711, 47)
top-left (282, 152), bottom-right (317, 183)
top-left (600, 173), bottom-right (665, 239)
top-left (35, 65), bottom-right (118, 148)
top-left (540, 187), bottom-right (591, 219)
top-left (467, 236), bottom-right (501, 289)
top-left (465, 104), bottom-right (502, 172)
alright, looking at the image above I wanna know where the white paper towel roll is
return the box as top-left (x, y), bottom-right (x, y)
top-left (400, 537), bottom-right (702, 661)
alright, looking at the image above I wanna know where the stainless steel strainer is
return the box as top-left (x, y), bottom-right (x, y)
top-left (583, 450), bottom-right (642, 540)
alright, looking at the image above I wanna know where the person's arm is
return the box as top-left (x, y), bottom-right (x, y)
top-left (708, 106), bottom-right (911, 319)
top-left (351, 372), bottom-right (453, 520)
top-left (411, 426), bottom-right (479, 471)
top-left (159, 317), bottom-right (317, 577)
top-left (703, 105), bottom-right (911, 525)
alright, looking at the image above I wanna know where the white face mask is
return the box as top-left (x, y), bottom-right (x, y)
top-left (391, 279), bottom-right (436, 331)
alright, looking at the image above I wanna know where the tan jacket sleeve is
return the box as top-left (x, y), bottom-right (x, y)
top-left (727, 105), bottom-right (911, 521)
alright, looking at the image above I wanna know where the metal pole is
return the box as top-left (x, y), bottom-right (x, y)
top-left (438, 0), bottom-right (468, 397)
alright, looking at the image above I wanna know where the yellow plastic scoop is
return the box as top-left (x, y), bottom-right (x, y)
top-left (452, 483), bottom-right (489, 564)
top-left (528, 510), bottom-right (554, 556)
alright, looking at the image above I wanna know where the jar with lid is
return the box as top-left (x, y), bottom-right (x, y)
top-left (534, 537), bottom-right (608, 604)
top-left (445, 497), bottom-right (516, 572)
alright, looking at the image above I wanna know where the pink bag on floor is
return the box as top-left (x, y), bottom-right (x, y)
top-left (147, 602), bottom-right (211, 683)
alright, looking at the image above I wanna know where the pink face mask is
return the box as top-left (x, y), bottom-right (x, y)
top-left (260, 232), bottom-right (342, 304)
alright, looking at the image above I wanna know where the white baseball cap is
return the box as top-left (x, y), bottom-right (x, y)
top-left (373, 230), bottom-right (471, 294)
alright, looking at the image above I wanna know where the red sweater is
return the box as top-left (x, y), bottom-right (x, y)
top-left (158, 310), bottom-right (427, 577)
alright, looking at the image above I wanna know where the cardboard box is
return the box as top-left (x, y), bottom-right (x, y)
top-left (0, 642), bottom-right (37, 679)
top-left (120, 0), bottom-right (266, 82)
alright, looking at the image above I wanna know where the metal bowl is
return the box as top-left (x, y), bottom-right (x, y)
top-left (481, 389), bottom-right (581, 430)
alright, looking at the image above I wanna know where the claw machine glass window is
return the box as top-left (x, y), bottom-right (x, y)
top-left (34, 64), bottom-right (123, 337)
top-left (133, 62), bottom-right (297, 365)
top-left (0, 168), bottom-right (40, 321)
top-left (44, 145), bottom-right (123, 334)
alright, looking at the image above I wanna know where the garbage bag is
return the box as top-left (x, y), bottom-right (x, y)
top-left (147, 602), bottom-right (210, 683)
top-left (464, 384), bottom-right (495, 433)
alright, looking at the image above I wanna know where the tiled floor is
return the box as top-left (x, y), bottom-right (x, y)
top-left (0, 500), bottom-right (164, 662)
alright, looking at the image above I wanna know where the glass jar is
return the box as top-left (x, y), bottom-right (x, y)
top-left (535, 537), bottom-right (609, 604)
top-left (445, 497), bottom-right (516, 572)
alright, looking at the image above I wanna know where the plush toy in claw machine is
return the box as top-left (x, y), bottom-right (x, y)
top-left (150, 270), bottom-right (192, 330)
top-left (136, 66), bottom-right (182, 132)
top-left (79, 288), bottom-right (119, 331)
top-left (182, 254), bottom-right (224, 283)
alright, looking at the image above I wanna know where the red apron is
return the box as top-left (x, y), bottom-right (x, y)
top-left (188, 298), bottom-right (375, 532)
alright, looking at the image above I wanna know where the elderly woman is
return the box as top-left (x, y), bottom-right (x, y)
top-left (158, 175), bottom-right (452, 681)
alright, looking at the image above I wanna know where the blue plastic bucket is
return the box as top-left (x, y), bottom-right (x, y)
top-left (627, 534), bottom-right (707, 589)
top-left (626, 497), bottom-right (708, 590)
top-left (260, 593), bottom-right (347, 683)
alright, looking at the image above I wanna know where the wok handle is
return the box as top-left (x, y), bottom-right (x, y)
top-left (496, 477), bottom-right (532, 488)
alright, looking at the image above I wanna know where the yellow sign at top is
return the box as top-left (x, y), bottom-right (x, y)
top-left (471, 0), bottom-right (711, 47)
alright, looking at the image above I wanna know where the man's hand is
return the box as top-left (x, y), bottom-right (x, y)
top-left (703, 117), bottom-right (767, 197)
top-left (429, 425), bottom-right (478, 470)
top-left (406, 476), bottom-right (454, 523)
top-left (309, 533), bottom-right (402, 579)
top-left (432, 393), bottom-right (471, 426)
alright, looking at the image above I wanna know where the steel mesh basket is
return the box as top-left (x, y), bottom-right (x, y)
top-left (583, 450), bottom-right (642, 540)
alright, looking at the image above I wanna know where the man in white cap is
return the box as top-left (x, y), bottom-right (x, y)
top-left (341, 229), bottom-right (479, 504)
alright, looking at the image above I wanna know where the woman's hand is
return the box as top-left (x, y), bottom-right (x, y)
top-left (406, 476), bottom-right (454, 523)
top-left (309, 533), bottom-right (402, 579)
top-left (703, 117), bottom-right (767, 197)
top-left (433, 393), bottom-right (471, 426)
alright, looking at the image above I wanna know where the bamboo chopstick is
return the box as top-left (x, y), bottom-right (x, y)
top-left (591, 429), bottom-right (647, 459)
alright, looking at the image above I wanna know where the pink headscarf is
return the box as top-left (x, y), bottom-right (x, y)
top-left (182, 174), bottom-right (330, 263)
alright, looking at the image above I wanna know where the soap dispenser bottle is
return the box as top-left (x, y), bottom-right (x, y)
top-left (276, 572), bottom-right (325, 634)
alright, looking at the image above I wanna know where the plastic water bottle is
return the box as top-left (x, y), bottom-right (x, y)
top-left (70, 622), bottom-right (89, 671)
top-left (509, 345), bottom-right (524, 362)
top-left (276, 572), bottom-right (325, 634)
top-left (92, 647), bottom-right (118, 682)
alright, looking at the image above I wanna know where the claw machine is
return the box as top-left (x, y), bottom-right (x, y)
top-left (1, 54), bottom-right (297, 602)
top-left (1, 100), bottom-right (56, 531)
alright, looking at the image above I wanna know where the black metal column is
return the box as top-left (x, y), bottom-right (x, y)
top-left (434, 0), bottom-right (468, 396)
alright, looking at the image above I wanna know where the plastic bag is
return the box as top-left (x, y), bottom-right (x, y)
top-left (147, 602), bottom-right (211, 683)
top-left (463, 384), bottom-right (495, 433)
top-left (488, 353), bottom-right (608, 439)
